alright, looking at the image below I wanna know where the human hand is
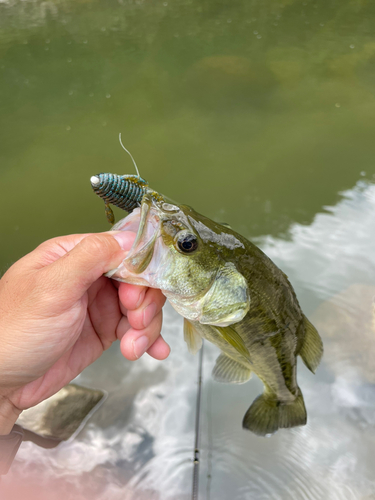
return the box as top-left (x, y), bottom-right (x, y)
top-left (0, 232), bottom-right (169, 434)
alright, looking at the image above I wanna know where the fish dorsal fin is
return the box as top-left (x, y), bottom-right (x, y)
top-left (183, 319), bottom-right (203, 355)
top-left (212, 353), bottom-right (251, 384)
top-left (299, 315), bottom-right (323, 373)
top-left (213, 325), bottom-right (251, 363)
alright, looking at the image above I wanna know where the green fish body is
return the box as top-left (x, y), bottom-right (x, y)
top-left (92, 176), bottom-right (323, 436)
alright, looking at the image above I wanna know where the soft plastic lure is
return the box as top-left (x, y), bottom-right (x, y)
top-left (90, 135), bottom-right (164, 224)
top-left (90, 173), bottom-right (149, 224)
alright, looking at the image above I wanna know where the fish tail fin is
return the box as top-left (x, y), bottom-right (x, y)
top-left (242, 389), bottom-right (307, 436)
top-left (299, 315), bottom-right (323, 373)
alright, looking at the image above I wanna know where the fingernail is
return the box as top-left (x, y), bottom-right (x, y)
top-left (143, 302), bottom-right (157, 328)
top-left (135, 289), bottom-right (146, 309)
top-left (133, 335), bottom-right (149, 359)
top-left (111, 232), bottom-right (131, 251)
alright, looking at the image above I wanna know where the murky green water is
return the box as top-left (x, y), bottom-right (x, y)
top-left (1, 1), bottom-right (375, 499)
top-left (2, 0), bottom-right (375, 267)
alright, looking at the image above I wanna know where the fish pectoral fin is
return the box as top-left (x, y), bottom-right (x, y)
top-left (242, 389), bottom-right (307, 436)
top-left (183, 319), bottom-right (202, 355)
top-left (299, 315), bottom-right (323, 373)
top-left (213, 326), bottom-right (251, 363)
top-left (212, 353), bottom-right (251, 384)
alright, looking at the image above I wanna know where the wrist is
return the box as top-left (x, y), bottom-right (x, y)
top-left (0, 396), bottom-right (22, 435)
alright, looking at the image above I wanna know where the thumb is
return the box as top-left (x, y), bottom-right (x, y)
top-left (44, 232), bottom-right (134, 302)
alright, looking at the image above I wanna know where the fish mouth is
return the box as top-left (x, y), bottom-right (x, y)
top-left (106, 200), bottom-right (164, 287)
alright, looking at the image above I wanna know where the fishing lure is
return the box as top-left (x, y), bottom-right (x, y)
top-left (90, 135), bottom-right (160, 224)
top-left (90, 173), bottom-right (148, 224)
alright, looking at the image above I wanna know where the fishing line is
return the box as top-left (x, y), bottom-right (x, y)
top-left (192, 341), bottom-right (204, 500)
top-left (206, 379), bottom-right (213, 500)
top-left (118, 133), bottom-right (141, 178)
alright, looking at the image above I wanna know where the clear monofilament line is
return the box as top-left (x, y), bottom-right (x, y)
top-left (119, 133), bottom-right (141, 178)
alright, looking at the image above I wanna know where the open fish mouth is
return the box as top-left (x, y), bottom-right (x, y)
top-left (106, 201), bottom-right (166, 287)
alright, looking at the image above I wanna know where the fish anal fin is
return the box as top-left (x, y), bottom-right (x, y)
top-left (299, 315), bottom-right (323, 373)
top-left (183, 319), bottom-right (202, 355)
top-left (242, 390), bottom-right (307, 436)
top-left (212, 353), bottom-right (252, 384)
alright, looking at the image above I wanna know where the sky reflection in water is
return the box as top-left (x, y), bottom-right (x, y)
top-left (4, 180), bottom-right (375, 500)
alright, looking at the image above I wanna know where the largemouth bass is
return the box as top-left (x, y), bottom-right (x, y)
top-left (91, 173), bottom-right (323, 436)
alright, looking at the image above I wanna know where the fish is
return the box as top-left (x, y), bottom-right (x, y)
top-left (90, 172), bottom-right (323, 436)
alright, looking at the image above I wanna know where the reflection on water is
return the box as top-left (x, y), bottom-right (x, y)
top-left (5, 306), bottom-right (198, 500)
top-left (199, 180), bottom-right (375, 500)
top-left (261, 181), bottom-right (375, 309)
top-left (313, 284), bottom-right (375, 386)
top-left (4, 183), bottom-right (375, 500)
top-left (2, 0), bottom-right (375, 498)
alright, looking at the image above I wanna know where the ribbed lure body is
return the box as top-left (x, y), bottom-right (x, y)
top-left (92, 173), bottom-right (148, 212)
top-left (91, 173), bottom-right (150, 224)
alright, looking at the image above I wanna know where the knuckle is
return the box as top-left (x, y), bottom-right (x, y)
top-left (81, 234), bottom-right (117, 258)
top-left (35, 236), bottom-right (58, 251)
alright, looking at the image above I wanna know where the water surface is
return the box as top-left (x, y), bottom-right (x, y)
top-left (1, 1), bottom-right (375, 499)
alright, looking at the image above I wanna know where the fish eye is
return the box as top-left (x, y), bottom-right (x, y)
top-left (176, 233), bottom-right (198, 253)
